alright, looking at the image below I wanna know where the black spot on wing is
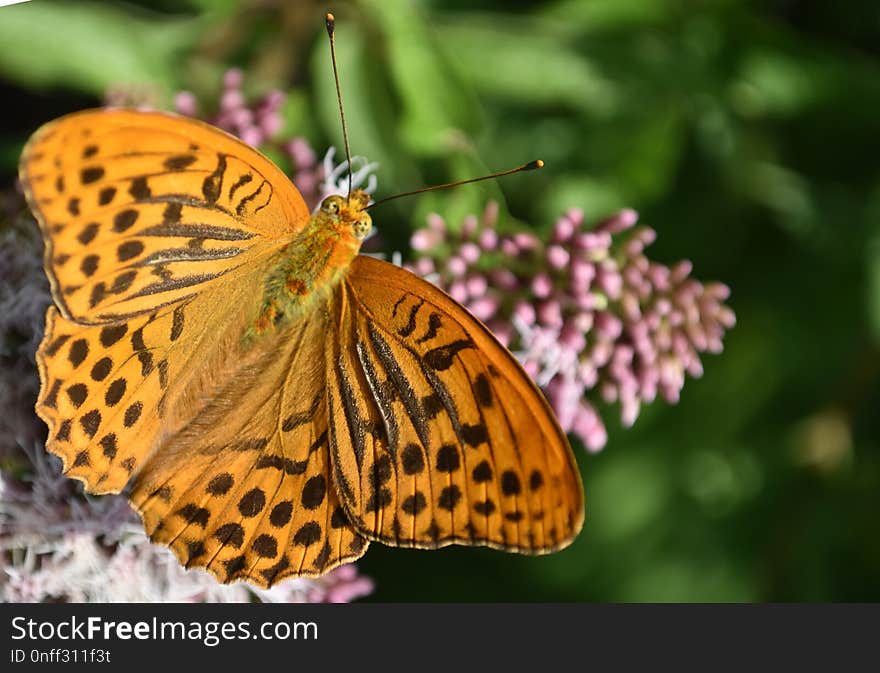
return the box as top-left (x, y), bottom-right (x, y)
top-left (98, 187), bottom-right (116, 205)
top-left (113, 209), bottom-right (138, 233)
top-left (80, 166), bottom-right (104, 184)
top-left (423, 340), bottom-right (474, 371)
top-left (44, 334), bottom-right (71, 357)
top-left (416, 312), bottom-right (443, 344)
top-left (80, 255), bottom-right (99, 277)
top-left (255, 455), bottom-right (308, 475)
top-left (473, 372), bottom-right (493, 407)
top-left (163, 202), bottom-right (182, 224)
top-left (281, 391), bottom-right (323, 431)
top-left (201, 154), bottom-right (227, 204)
top-left (117, 240), bottom-right (144, 262)
top-left (164, 155), bottom-right (197, 171)
top-left (129, 177), bottom-right (151, 201)
top-left (228, 173), bottom-right (253, 200)
top-left (235, 179), bottom-right (271, 216)
top-left (170, 306), bottom-right (185, 341)
top-left (391, 294), bottom-right (408, 318)
top-left (398, 299), bottom-right (424, 338)
top-left (77, 222), bottom-right (99, 245)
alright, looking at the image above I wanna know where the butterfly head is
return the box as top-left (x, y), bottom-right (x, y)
top-left (319, 190), bottom-right (372, 242)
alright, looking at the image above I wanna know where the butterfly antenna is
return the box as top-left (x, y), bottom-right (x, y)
top-left (325, 13), bottom-right (354, 203)
top-left (366, 160), bottom-right (544, 210)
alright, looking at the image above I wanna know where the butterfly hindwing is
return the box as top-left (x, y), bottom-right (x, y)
top-left (35, 257), bottom-right (268, 495)
top-left (37, 305), bottom-right (178, 494)
top-left (129, 301), bottom-right (368, 587)
top-left (19, 109), bottom-right (310, 324)
top-left (327, 256), bottom-right (585, 553)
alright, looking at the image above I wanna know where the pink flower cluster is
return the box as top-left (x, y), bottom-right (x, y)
top-left (175, 68), bottom-right (284, 149)
top-left (175, 69), bottom-right (377, 214)
top-left (408, 204), bottom-right (736, 451)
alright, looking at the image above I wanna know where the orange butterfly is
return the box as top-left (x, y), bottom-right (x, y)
top-left (18, 24), bottom-right (583, 590)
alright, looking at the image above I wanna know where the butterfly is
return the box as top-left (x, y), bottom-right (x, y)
top-left (18, 107), bottom-right (584, 587)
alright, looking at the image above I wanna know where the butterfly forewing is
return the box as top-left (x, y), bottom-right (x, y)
top-left (20, 109), bottom-right (310, 324)
top-left (327, 256), bottom-right (585, 552)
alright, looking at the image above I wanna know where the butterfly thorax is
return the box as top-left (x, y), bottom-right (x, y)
top-left (251, 190), bottom-right (372, 337)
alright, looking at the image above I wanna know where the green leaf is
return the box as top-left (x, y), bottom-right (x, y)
top-left (731, 49), bottom-right (821, 118)
top-left (0, 0), bottom-right (201, 96)
top-left (612, 105), bottom-right (684, 201)
top-left (540, 0), bottom-right (675, 31)
top-left (179, 0), bottom-right (238, 14)
top-left (434, 14), bottom-right (617, 115)
top-left (737, 161), bottom-right (816, 236)
top-left (363, 0), bottom-right (481, 155)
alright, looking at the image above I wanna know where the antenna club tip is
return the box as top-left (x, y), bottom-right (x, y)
top-left (527, 159), bottom-right (544, 170)
top-left (325, 13), bottom-right (335, 32)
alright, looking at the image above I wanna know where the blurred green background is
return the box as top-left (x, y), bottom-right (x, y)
top-left (1, 0), bottom-right (878, 601)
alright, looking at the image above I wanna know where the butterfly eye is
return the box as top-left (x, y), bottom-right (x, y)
top-left (321, 197), bottom-right (341, 215)
top-left (352, 215), bottom-right (372, 240)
